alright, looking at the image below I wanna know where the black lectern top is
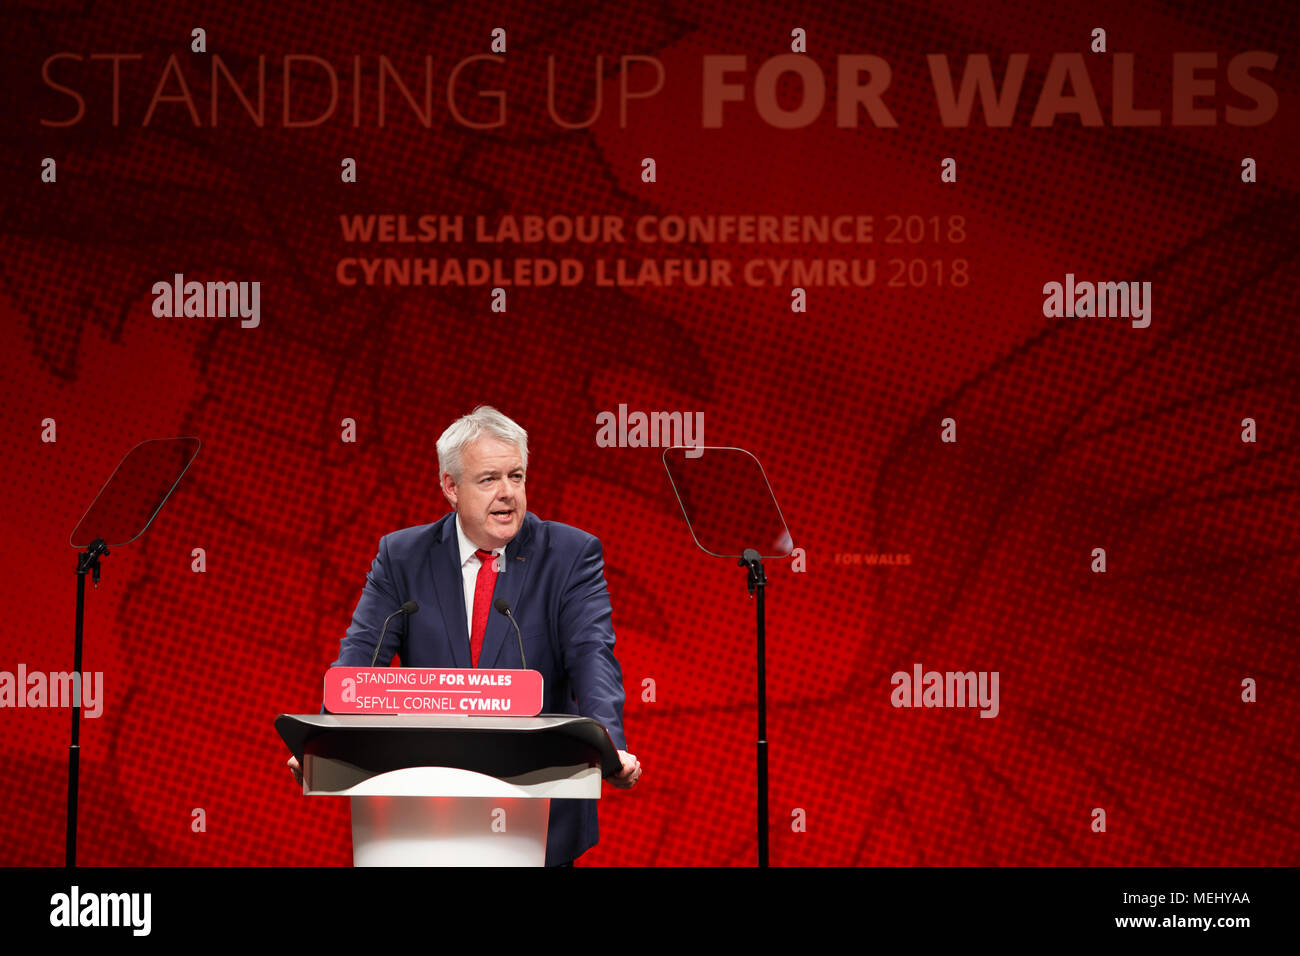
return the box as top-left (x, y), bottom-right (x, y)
top-left (275, 713), bottom-right (623, 780)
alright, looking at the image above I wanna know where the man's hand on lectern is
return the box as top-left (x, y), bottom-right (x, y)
top-left (609, 750), bottom-right (641, 789)
top-left (287, 755), bottom-right (303, 786)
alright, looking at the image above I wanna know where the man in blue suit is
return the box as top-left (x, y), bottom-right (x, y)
top-left (314, 406), bottom-right (640, 866)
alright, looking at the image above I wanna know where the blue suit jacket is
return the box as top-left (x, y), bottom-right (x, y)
top-left (330, 511), bottom-right (627, 865)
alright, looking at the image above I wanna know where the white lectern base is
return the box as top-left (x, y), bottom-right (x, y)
top-left (351, 795), bottom-right (550, 866)
top-left (314, 763), bottom-right (600, 867)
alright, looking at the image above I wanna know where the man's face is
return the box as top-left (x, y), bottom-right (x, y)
top-left (441, 436), bottom-right (527, 550)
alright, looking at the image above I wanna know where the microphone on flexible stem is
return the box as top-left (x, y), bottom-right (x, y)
top-left (369, 600), bottom-right (419, 667)
top-left (493, 598), bottom-right (528, 670)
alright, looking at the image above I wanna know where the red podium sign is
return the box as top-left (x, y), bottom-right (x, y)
top-left (323, 668), bottom-right (543, 716)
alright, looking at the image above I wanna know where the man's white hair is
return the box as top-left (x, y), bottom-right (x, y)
top-left (437, 406), bottom-right (529, 481)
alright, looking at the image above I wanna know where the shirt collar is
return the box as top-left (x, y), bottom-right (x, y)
top-left (455, 512), bottom-right (504, 568)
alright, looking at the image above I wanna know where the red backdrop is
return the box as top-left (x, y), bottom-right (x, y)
top-left (2, 0), bottom-right (1297, 866)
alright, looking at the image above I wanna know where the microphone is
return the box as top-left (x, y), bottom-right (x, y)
top-left (493, 598), bottom-right (528, 670)
top-left (369, 600), bottom-right (419, 667)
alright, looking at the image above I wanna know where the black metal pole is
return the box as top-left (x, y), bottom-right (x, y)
top-left (740, 548), bottom-right (769, 867)
top-left (69, 539), bottom-right (107, 867)
top-left (67, 565), bottom-right (84, 867)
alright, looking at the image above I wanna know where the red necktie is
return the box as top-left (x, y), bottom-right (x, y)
top-left (469, 549), bottom-right (499, 667)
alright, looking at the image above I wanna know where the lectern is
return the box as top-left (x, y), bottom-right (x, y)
top-left (276, 714), bottom-right (622, 866)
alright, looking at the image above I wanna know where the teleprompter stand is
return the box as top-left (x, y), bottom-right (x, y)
top-left (663, 446), bottom-right (793, 868)
top-left (65, 437), bottom-right (201, 866)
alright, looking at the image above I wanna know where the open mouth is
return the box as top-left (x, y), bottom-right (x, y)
top-left (491, 509), bottom-right (514, 521)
